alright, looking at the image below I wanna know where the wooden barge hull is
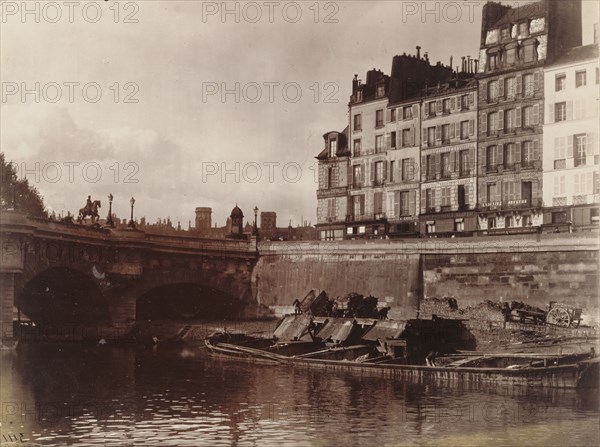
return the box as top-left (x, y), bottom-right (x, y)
top-left (205, 340), bottom-right (599, 389)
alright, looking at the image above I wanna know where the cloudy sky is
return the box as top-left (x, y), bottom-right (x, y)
top-left (1, 0), bottom-right (597, 227)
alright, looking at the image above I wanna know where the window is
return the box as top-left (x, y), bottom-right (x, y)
top-left (355, 90), bottom-right (363, 102)
top-left (353, 139), bottom-right (361, 156)
top-left (425, 189), bottom-right (435, 212)
top-left (403, 106), bottom-right (413, 120)
top-left (441, 153), bottom-right (451, 178)
top-left (555, 102), bottom-right (566, 122)
top-left (401, 158), bottom-right (412, 181)
top-left (523, 43), bottom-right (536, 63)
top-left (454, 219), bottom-right (464, 232)
top-left (374, 192), bottom-right (383, 215)
top-left (391, 131), bottom-right (397, 149)
top-left (327, 167), bottom-right (334, 188)
top-left (389, 161), bottom-right (395, 182)
top-left (376, 84), bottom-right (385, 98)
top-left (390, 108), bottom-right (397, 122)
top-left (555, 74), bottom-right (566, 91)
top-left (505, 216), bottom-right (513, 228)
top-left (505, 109), bottom-right (516, 130)
top-left (427, 127), bottom-right (435, 147)
top-left (428, 102), bottom-right (436, 115)
top-left (374, 161), bottom-right (384, 186)
top-left (443, 99), bottom-right (451, 114)
top-left (505, 77), bottom-right (516, 99)
top-left (501, 27), bottom-right (510, 40)
top-left (442, 124), bottom-right (451, 143)
top-left (400, 191), bottom-right (410, 216)
top-left (375, 135), bottom-right (384, 153)
top-left (522, 141), bottom-right (534, 167)
top-left (326, 198), bottom-right (336, 219)
top-left (554, 175), bottom-right (566, 196)
top-left (551, 211), bottom-right (568, 224)
top-left (488, 217), bottom-right (497, 229)
top-left (488, 112), bottom-right (499, 133)
top-left (460, 121), bottom-right (469, 140)
top-left (440, 187), bottom-right (451, 210)
top-left (522, 106), bottom-right (534, 127)
top-left (487, 183), bottom-right (498, 204)
top-left (402, 128), bottom-right (411, 147)
top-left (353, 114), bottom-right (361, 131)
top-left (376, 109), bottom-right (384, 127)
top-left (426, 222), bottom-right (435, 234)
top-left (488, 53), bottom-right (498, 70)
top-left (488, 81), bottom-right (499, 102)
top-left (574, 134), bottom-right (587, 167)
top-left (519, 22), bottom-right (529, 37)
top-left (576, 70), bottom-right (586, 88)
top-left (460, 94), bottom-right (469, 109)
top-left (426, 154), bottom-right (436, 179)
top-left (523, 73), bottom-right (534, 96)
top-left (353, 165), bottom-right (362, 186)
top-left (503, 181), bottom-right (519, 203)
top-left (504, 143), bottom-right (516, 169)
top-left (329, 139), bottom-right (337, 157)
top-left (554, 137), bottom-right (566, 168)
top-left (506, 48), bottom-right (517, 65)
top-left (459, 150), bottom-right (470, 176)
top-left (353, 195), bottom-right (365, 218)
top-left (487, 145), bottom-right (498, 171)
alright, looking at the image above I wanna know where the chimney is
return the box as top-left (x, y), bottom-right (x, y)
top-left (352, 74), bottom-right (359, 92)
top-left (461, 56), bottom-right (466, 73)
top-left (450, 56), bottom-right (453, 69)
top-left (467, 56), bottom-right (472, 73)
top-left (474, 59), bottom-right (479, 73)
top-left (424, 52), bottom-right (429, 62)
top-left (416, 46), bottom-right (421, 59)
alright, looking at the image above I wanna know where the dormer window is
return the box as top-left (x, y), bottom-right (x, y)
top-left (488, 53), bottom-right (499, 71)
top-left (329, 139), bottom-right (337, 157)
top-left (506, 46), bottom-right (517, 65)
top-left (376, 84), bottom-right (385, 98)
top-left (501, 27), bottom-right (510, 41)
top-left (519, 22), bottom-right (529, 37)
top-left (355, 90), bottom-right (363, 102)
top-left (523, 41), bottom-right (536, 63)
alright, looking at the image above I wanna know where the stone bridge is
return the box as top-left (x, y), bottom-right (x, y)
top-left (0, 211), bottom-right (258, 340)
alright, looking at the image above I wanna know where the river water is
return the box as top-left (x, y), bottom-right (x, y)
top-left (1, 328), bottom-right (599, 447)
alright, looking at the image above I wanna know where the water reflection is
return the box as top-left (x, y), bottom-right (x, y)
top-left (1, 342), bottom-right (598, 446)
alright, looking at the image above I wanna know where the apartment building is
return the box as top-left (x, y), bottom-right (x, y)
top-left (419, 77), bottom-right (479, 236)
top-left (543, 43), bottom-right (599, 230)
top-left (475, 0), bottom-right (581, 234)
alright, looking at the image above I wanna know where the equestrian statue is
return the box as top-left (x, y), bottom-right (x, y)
top-left (78, 195), bottom-right (101, 224)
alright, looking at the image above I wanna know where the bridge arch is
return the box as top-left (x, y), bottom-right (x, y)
top-left (17, 267), bottom-right (110, 326)
top-left (136, 282), bottom-right (242, 320)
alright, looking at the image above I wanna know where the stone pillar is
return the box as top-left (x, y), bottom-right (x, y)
top-left (103, 286), bottom-right (138, 339)
top-left (0, 273), bottom-right (16, 342)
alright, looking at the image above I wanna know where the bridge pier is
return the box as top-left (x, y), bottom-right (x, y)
top-left (0, 272), bottom-right (17, 343)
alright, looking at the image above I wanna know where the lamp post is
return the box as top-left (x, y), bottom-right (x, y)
top-left (128, 197), bottom-right (136, 229)
top-left (106, 193), bottom-right (115, 228)
top-left (253, 206), bottom-right (259, 237)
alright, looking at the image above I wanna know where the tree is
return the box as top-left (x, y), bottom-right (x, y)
top-left (1, 153), bottom-right (47, 218)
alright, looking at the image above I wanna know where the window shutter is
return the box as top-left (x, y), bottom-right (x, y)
top-left (360, 195), bottom-right (365, 215)
top-left (383, 160), bottom-right (388, 180)
top-left (423, 129), bottom-right (428, 146)
top-left (498, 144), bottom-right (504, 165)
top-left (361, 165), bottom-right (365, 184)
top-left (533, 139), bottom-right (540, 164)
top-left (469, 92), bottom-right (474, 105)
top-left (450, 151), bottom-right (457, 172)
top-left (420, 189), bottom-right (426, 213)
top-left (516, 75), bottom-right (522, 97)
top-left (515, 142), bottom-right (522, 163)
top-left (409, 190), bottom-right (416, 216)
top-left (567, 135), bottom-right (574, 158)
top-left (412, 104), bottom-right (419, 118)
top-left (385, 133), bottom-right (391, 149)
top-left (436, 100), bottom-right (442, 113)
top-left (481, 112), bottom-right (487, 133)
top-left (469, 119), bottom-right (475, 136)
top-left (451, 97), bottom-right (456, 110)
top-left (548, 103), bottom-right (554, 124)
top-left (387, 109), bottom-right (392, 123)
top-left (371, 162), bottom-right (375, 183)
top-left (498, 109), bottom-right (504, 130)
top-left (531, 179), bottom-right (539, 203)
top-left (348, 196), bottom-right (354, 217)
top-left (499, 77), bottom-right (505, 98)
top-left (450, 123), bottom-right (455, 139)
top-left (516, 107), bottom-right (522, 127)
top-left (435, 154), bottom-right (441, 174)
top-left (592, 133), bottom-right (599, 155)
top-left (410, 127), bottom-right (415, 146)
top-left (586, 133), bottom-right (594, 157)
top-left (436, 126), bottom-right (441, 141)
top-left (566, 101), bottom-right (573, 121)
top-left (347, 164), bottom-right (353, 187)
top-left (533, 104), bottom-right (540, 125)
top-left (423, 104), bottom-right (429, 118)
top-left (481, 82), bottom-right (487, 102)
top-left (533, 72), bottom-right (540, 95)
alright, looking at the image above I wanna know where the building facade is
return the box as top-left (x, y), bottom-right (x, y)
top-left (419, 77), bottom-right (479, 236)
top-left (475, 0), bottom-right (582, 234)
top-left (543, 43), bottom-right (599, 230)
top-left (315, 129), bottom-right (350, 240)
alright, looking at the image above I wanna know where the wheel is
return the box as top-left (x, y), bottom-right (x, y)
top-left (546, 307), bottom-right (571, 327)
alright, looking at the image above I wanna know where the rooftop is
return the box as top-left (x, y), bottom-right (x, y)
top-left (548, 44), bottom-right (599, 66)
top-left (490, 1), bottom-right (545, 29)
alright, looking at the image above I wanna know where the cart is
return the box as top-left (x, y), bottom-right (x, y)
top-left (545, 302), bottom-right (583, 328)
top-left (515, 308), bottom-right (546, 325)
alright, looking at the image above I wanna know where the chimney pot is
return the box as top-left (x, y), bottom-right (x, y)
top-left (416, 46), bottom-right (421, 59)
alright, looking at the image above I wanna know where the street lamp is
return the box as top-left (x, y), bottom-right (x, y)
top-left (253, 206), bottom-right (259, 237)
top-left (128, 197), bottom-right (136, 229)
top-left (106, 193), bottom-right (115, 228)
